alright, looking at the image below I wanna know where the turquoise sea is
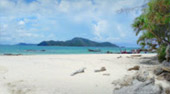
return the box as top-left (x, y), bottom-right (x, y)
top-left (0, 45), bottom-right (138, 55)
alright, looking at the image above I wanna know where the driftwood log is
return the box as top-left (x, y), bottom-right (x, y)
top-left (71, 67), bottom-right (86, 76)
top-left (128, 66), bottom-right (140, 71)
top-left (94, 67), bottom-right (106, 72)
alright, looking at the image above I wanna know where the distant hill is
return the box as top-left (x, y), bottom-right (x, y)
top-left (16, 43), bottom-right (37, 46)
top-left (38, 37), bottom-right (118, 47)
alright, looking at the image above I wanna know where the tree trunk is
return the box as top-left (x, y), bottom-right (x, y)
top-left (166, 44), bottom-right (170, 63)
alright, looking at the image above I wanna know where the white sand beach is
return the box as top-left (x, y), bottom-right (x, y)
top-left (0, 54), bottom-right (157, 94)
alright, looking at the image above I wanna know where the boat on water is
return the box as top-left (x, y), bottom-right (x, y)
top-left (88, 49), bottom-right (101, 52)
top-left (120, 49), bottom-right (142, 54)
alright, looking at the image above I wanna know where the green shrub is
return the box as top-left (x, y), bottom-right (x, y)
top-left (157, 45), bottom-right (166, 62)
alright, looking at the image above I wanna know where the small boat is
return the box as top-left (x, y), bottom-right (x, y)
top-left (88, 49), bottom-right (101, 52)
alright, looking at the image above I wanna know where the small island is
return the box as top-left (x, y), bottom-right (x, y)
top-left (37, 37), bottom-right (118, 47)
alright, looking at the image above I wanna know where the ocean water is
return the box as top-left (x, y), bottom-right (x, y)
top-left (0, 45), bottom-right (138, 55)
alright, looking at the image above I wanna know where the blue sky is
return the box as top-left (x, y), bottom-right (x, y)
top-left (0, 0), bottom-right (146, 47)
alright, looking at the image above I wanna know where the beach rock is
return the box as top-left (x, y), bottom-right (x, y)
top-left (162, 61), bottom-right (170, 67)
top-left (113, 79), bottom-right (162, 94)
top-left (165, 87), bottom-right (170, 94)
top-left (160, 73), bottom-right (170, 82)
top-left (136, 71), bottom-right (149, 82)
top-left (154, 67), bottom-right (164, 76)
top-left (136, 75), bottom-right (147, 82)
top-left (164, 74), bottom-right (170, 82)
top-left (112, 75), bottom-right (134, 90)
top-left (154, 66), bottom-right (170, 82)
top-left (162, 67), bottom-right (170, 73)
top-left (128, 66), bottom-right (140, 71)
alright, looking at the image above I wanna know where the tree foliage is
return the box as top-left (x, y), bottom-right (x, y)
top-left (133, 0), bottom-right (170, 46)
top-left (137, 31), bottom-right (157, 50)
top-left (132, 0), bottom-right (170, 61)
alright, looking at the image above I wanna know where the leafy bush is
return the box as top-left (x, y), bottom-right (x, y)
top-left (157, 45), bottom-right (166, 62)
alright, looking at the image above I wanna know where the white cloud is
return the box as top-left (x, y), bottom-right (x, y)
top-left (93, 20), bottom-right (108, 38)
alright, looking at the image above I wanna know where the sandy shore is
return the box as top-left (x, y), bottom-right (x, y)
top-left (0, 54), bottom-right (156, 94)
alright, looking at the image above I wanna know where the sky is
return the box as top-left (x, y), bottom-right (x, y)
top-left (0, 0), bottom-right (146, 47)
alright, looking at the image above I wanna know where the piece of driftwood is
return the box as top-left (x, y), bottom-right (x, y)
top-left (128, 66), bottom-right (140, 71)
top-left (94, 67), bottom-right (106, 72)
top-left (71, 67), bottom-right (86, 76)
